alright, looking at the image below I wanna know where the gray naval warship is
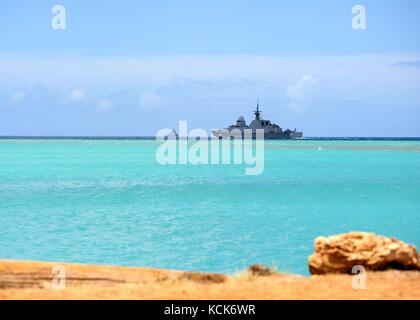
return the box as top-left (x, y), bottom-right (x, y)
top-left (211, 102), bottom-right (303, 139)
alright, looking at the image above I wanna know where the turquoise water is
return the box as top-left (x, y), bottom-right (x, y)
top-left (0, 139), bottom-right (419, 275)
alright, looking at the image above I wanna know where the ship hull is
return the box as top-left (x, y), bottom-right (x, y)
top-left (211, 129), bottom-right (303, 140)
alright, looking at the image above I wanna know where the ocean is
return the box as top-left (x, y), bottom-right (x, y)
top-left (0, 138), bottom-right (419, 275)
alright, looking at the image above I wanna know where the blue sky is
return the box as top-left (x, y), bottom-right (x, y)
top-left (0, 0), bottom-right (419, 136)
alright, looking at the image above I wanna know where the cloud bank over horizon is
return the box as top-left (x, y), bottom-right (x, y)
top-left (0, 53), bottom-right (419, 136)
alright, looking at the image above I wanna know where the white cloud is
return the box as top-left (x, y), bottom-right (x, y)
top-left (287, 75), bottom-right (320, 111)
top-left (69, 88), bottom-right (86, 101)
top-left (96, 100), bottom-right (113, 113)
top-left (139, 90), bottom-right (163, 111)
top-left (9, 90), bottom-right (26, 104)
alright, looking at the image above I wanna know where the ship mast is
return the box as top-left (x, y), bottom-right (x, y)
top-left (254, 98), bottom-right (261, 120)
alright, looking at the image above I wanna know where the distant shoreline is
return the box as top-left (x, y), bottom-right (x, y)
top-left (1, 136), bottom-right (420, 141)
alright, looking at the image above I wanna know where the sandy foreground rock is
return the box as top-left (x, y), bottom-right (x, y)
top-left (1, 232), bottom-right (420, 300)
top-left (309, 232), bottom-right (420, 275)
top-left (0, 260), bottom-right (419, 300)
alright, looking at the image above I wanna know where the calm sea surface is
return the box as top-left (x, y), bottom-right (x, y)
top-left (1, 139), bottom-right (419, 275)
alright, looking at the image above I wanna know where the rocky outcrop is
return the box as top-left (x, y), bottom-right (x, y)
top-left (308, 232), bottom-right (420, 275)
top-left (247, 264), bottom-right (276, 276)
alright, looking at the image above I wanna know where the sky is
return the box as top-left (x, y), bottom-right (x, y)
top-left (0, 0), bottom-right (419, 136)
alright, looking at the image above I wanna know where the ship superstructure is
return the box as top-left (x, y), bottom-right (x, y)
top-left (212, 102), bottom-right (303, 139)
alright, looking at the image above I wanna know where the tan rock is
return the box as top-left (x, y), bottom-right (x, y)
top-left (308, 232), bottom-right (420, 275)
top-left (247, 264), bottom-right (276, 276)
